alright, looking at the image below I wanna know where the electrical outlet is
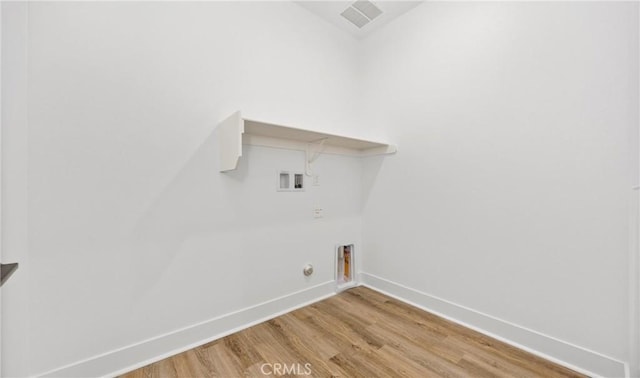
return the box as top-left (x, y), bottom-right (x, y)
top-left (313, 175), bottom-right (320, 186)
top-left (313, 207), bottom-right (323, 219)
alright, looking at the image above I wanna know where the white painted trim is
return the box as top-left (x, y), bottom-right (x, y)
top-left (35, 273), bottom-right (628, 378)
top-left (360, 272), bottom-right (627, 378)
top-left (1, 3), bottom-right (31, 376)
top-left (0, 3), bottom-right (4, 375)
top-left (37, 281), bottom-right (336, 378)
top-left (629, 188), bottom-right (640, 378)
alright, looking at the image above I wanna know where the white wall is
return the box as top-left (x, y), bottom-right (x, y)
top-left (360, 1), bottom-right (638, 376)
top-left (2, 2), bottom-right (365, 376)
top-left (2, 1), bottom-right (638, 376)
top-left (1, 2), bottom-right (30, 376)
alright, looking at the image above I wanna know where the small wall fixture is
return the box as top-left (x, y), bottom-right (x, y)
top-left (277, 171), bottom-right (304, 192)
top-left (303, 264), bottom-right (314, 276)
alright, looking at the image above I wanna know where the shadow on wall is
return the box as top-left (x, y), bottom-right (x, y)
top-left (362, 155), bottom-right (385, 210)
top-left (126, 128), bottom-right (242, 302)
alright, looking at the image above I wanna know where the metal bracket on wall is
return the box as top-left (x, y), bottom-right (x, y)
top-left (305, 137), bottom-right (328, 176)
top-left (1, 263), bottom-right (19, 287)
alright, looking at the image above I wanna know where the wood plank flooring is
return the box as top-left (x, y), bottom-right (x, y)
top-left (121, 287), bottom-right (586, 378)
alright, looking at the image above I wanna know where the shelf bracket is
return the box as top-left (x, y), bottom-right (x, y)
top-left (305, 138), bottom-right (328, 176)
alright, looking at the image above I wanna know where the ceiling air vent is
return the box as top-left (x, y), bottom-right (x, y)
top-left (340, 0), bottom-right (383, 29)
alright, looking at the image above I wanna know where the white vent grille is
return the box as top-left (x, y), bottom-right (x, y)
top-left (353, 0), bottom-right (383, 21)
top-left (340, 0), bottom-right (384, 29)
top-left (341, 7), bottom-right (370, 28)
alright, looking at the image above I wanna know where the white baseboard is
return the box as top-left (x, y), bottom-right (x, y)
top-left (39, 281), bottom-right (336, 378)
top-left (38, 275), bottom-right (628, 378)
top-left (360, 272), bottom-right (628, 378)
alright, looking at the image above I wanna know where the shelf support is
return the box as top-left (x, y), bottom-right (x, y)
top-left (305, 138), bottom-right (328, 176)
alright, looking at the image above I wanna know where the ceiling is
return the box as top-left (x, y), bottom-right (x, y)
top-left (295, 1), bottom-right (424, 39)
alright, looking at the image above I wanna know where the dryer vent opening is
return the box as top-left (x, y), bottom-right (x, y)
top-left (336, 244), bottom-right (355, 291)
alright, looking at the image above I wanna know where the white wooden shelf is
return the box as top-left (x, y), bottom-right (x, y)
top-left (216, 111), bottom-right (397, 172)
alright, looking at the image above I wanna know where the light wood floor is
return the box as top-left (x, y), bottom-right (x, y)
top-left (121, 287), bottom-right (586, 378)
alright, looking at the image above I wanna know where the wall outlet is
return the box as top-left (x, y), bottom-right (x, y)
top-left (313, 175), bottom-right (320, 186)
top-left (293, 173), bottom-right (304, 190)
top-left (278, 171), bottom-right (291, 191)
top-left (277, 171), bottom-right (304, 191)
top-left (313, 207), bottom-right (323, 218)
